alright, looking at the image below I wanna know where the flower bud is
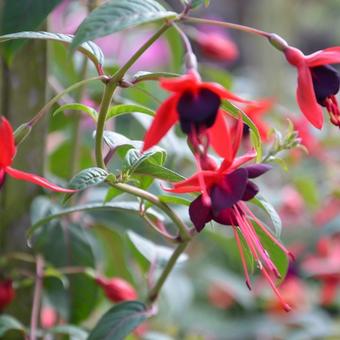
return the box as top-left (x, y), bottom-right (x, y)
top-left (96, 276), bottom-right (138, 303)
top-left (40, 306), bottom-right (58, 329)
top-left (0, 280), bottom-right (15, 311)
top-left (14, 122), bottom-right (32, 146)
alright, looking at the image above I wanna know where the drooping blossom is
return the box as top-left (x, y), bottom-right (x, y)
top-left (96, 276), bottom-right (138, 303)
top-left (0, 280), bottom-right (15, 311)
top-left (195, 31), bottom-right (239, 62)
top-left (142, 70), bottom-right (249, 163)
top-left (302, 236), bottom-right (340, 305)
top-left (164, 119), bottom-right (292, 311)
top-left (0, 117), bottom-right (76, 192)
top-left (284, 45), bottom-right (340, 128)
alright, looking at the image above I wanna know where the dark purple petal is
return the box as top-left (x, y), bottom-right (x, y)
top-left (0, 168), bottom-right (6, 189)
top-left (242, 181), bottom-right (259, 201)
top-left (213, 207), bottom-right (236, 226)
top-left (245, 164), bottom-right (272, 178)
top-left (177, 88), bottom-right (221, 134)
top-left (210, 168), bottom-right (248, 214)
top-left (311, 65), bottom-right (340, 105)
top-left (189, 195), bottom-right (213, 232)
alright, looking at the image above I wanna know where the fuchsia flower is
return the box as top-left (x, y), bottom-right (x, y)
top-left (165, 119), bottom-right (292, 311)
top-left (0, 117), bottom-right (76, 192)
top-left (284, 46), bottom-right (340, 129)
top-left (142, 70), bottom-right (249, 160)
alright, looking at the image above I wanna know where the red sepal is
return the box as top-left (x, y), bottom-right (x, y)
top-left (0, 117), bottom-right (16, 167)
top-left (5, 166), bottom-right (77, 193)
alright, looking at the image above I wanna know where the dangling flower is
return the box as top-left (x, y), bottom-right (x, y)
top-left (142, 70), bottom-right (249, 160)
top-left (164, 119), bottom-right (292, 311)
top-left (0, 116), bottom-right (76, 192)
top-left (284, 45), bottom-right (340, 128)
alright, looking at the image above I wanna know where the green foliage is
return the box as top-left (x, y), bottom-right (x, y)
top-left (68, 167), bottom-right (108, 191)
top-left (0, 31), bottom-right (104, 71)
top-left (251, 194), bottom-right (282, 237)
top-left (71, 0), bottom-right (177, 50)
top-left (106, 104), bottom-right (155, 122)
top-left (88, 301), bottom-right (149, 340)
top-left (47, 325), bottom-right (88, 339)
top-left (53, 103), bottom-right (98, 121)
top-left (0, 0), bottom-right (62, 62)
top-left (0, 315), bottom-right (25, 338)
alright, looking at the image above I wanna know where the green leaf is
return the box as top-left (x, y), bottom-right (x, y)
top-left (251, 194), bottom-right (282, 237)
top-left (64, 167), bottom-right (108, 203)
top-left (252, 221), bottom-right (289, 283)
top-left (53, 103), bottom-right (98, 121)
top-left (158, 195), bottom-right (191, 206)
top-left (191, 0), bottom-right (210, 9)
top-left (48, 325), bottom-right (88, 339)
top-left (134, 162), bottom-right (185, 182)
top-left (0, 0), bottom-right (62, 62)
top-left (0, 31), bottom-right (104, 71)
top-left (128, 230), bottom-right (188, 266)
top-left (27, 201), bottom-right (162, 239)
top-left (88, 301), bottom-right (149, 340)
top-left (124, 148), bottom-right (166, 173)
top-left (0, 315), bottom-right (25, 337)
top-left (103, 131), bottom-right (142, 155)
top-left (106, 104), bottom-right (155, 122)
top-left (222, 100), bottom-right (262, 162)
top-left (294, 177), bottom-right (319, 209)
top-left (68, 167), bottom-right (108, 191)
top-left (71, 0), bottom-right (177, 50)
top-left (132, 71), bottom-right (179, 83)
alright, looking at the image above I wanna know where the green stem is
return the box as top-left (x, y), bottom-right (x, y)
top-left (95, 23), bottom-right (171, 169)
top-left (148, 242), bottom-right (188, 303)
top-left (111, 182), bottom-right (191, 242)
top-left (95, 82), bottom-right (117, 169)
top-left (182, 16), bottom-right (270, 38)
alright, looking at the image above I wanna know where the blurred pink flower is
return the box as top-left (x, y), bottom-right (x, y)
top-left (207, 281), bottom-right (235, 309)
top-left (314, 197), bottom-right (340, 226)
top-left (302, 236), bottom-right (340, 305)
top-left (279, 186), bottom-right (305, 225)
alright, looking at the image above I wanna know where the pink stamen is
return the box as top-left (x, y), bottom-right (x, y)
top-left (232, 224), bottom-right (252, 290)
top-left (240, 202), bottom-right (292, 259)
top-left (261, 266), bottom-right (292, 312)
top-left (325, 96), bottom-right (340, 127)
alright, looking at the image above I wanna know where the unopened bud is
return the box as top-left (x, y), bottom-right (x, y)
top-left (96, 276), bottom-right (138, 303)
top-left (0, 280), bottom-right (15, 311)
top-left (14, 122), bottom-right (32, 146)
top-left (268, 33), bottom-right (288, 52)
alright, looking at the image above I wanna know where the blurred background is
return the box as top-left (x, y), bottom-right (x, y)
top-left (1, 0), bottom-right (340, 339)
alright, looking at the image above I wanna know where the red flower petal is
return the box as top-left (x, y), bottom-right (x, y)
top-left (306, 47), bottom-right (340, 67)
top-left (202, 82), bottom-right (249, 103)
top-left (230, 149), bottom-right (257, 170)
top-left (5, 166), bottom-right (77, 193)
top-left (208, 110), bottom-right (233, 159)
top-left (0, 117), bottom-right (16, 167)
top-left (142, 95), bottom-right (178, 152)
top-left (296, 64), bottom-right (324, 129)
top-left (160, 72), bottom-right (199, 93)
top-left (163, 170), bottom-right (217, 194)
